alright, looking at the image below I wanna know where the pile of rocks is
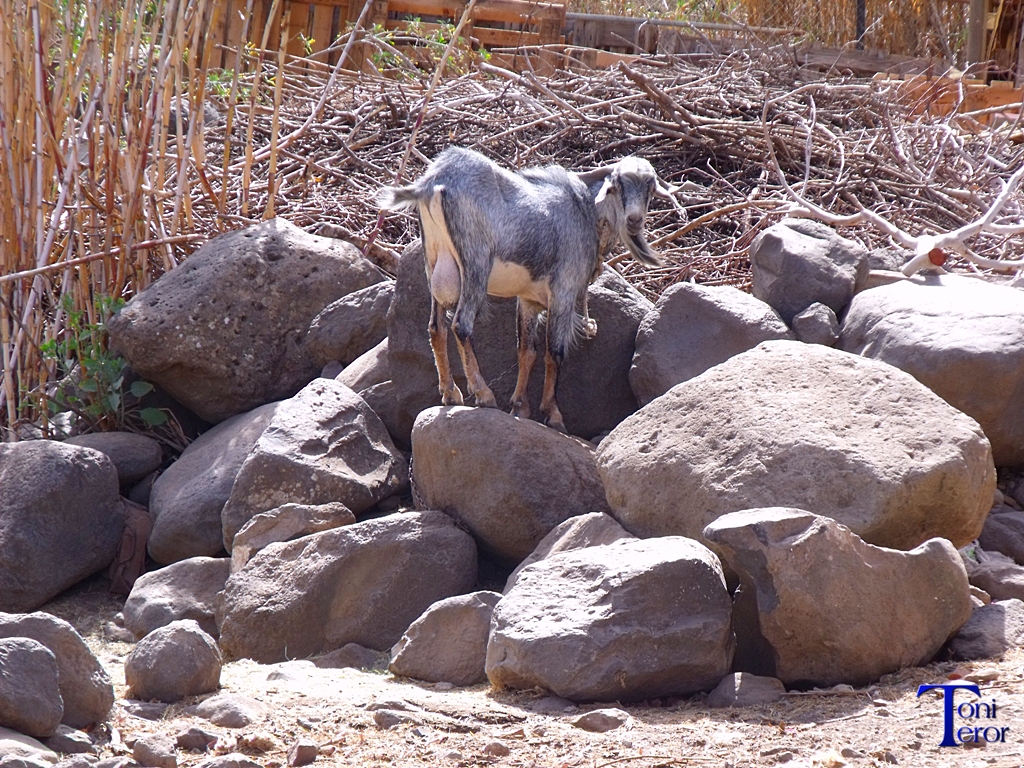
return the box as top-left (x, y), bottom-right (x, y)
top-left (3, 215), bottom-right (1024, 752)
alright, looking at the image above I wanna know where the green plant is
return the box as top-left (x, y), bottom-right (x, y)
top-left (38, 295), bottom-right (168, 432)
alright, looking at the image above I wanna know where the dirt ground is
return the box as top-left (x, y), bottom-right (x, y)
top-left (36, 579), bottom-right (1024, 768)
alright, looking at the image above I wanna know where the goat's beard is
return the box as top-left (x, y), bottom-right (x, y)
top-left (625, 228), bottom-right (662, 266)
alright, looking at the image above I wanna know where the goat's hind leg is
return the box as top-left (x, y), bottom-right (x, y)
top-left (428, 296), bottom-right (464, 406)
top-left (451, 284), bottom-right (498, 409)
top-left (510, 299), bottom-right (541, 420)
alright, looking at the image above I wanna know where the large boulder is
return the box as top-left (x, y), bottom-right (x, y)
top-left (107, 218), bottom-right (386, 423)
top-left (63, 433), bottom-right (162, 486)
top-left (411, 407), bottom-right (611, 565)
top-left (220, 380), bottom-right (406, 550)
top-left (149, 402), bottom-right (281, 564)
top-left (124, 621), bottom-right (222, 703)
top-left (388, 591), bottom-right (502, 686)
top-left (336, 340), bottom-right (390, 393)
top-left (0, 442), bottom-right (124, 612)
top-left (217, 511), bottom-right (477, 662)
top-left (0, 612), bottom-right (114, 728)
top-left (840, 274), bottom-right (1024, 466)
top-left (504, 512), bottom-right (635, 592)
top-left (124, 557), bottom-right (232, 639)
top-left (387, 243), bottom-right (652, 442)
top-left (598, 341), bottom-right (995, 551)
top-left (486, 537), bottom-right (734, 702)
top-left (749, 219), bottom-right (869, 323)
top-left (629, 282), bottom-right (793, 406)
top-left (0, 639), bottom-right (63, 738)
top-left (305, 282), bottom-right (394, 368)
top-left (704, 509), bottom-right (972, 687)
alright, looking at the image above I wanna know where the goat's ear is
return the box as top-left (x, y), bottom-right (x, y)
top-left (654, 178), bottom-right (680, 198)
top-left (575, 166), bottom-right (615, 187)
top-left (594, 175), bottom-right (620, 207)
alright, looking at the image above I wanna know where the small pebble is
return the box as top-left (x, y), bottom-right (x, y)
top-left (482, 741), bottom-right (510, 757)
top-left (572, 709), bottom-right (629, 733)
top-left (286, 738), bottom-right (318, 767)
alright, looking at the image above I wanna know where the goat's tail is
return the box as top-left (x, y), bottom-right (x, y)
top-left (378, 182), bottom-right (441, 212)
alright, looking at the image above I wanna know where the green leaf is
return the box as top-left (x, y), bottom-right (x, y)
top-left (107, 393), bottom-right (121, 412)
top-left (78, 378), bottom-right (98, 392)
top-left (140, 407), bottom-right (168, 426)
top-left (130, 380), bottom-right (154, 398)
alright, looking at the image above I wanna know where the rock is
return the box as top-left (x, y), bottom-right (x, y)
top-left (947, 599), bottom-right (1024, 660)
top-left (357, 380), bottom-right (406, 450)
top-left (52, 759), bottom-right (92, 768)
top-left (336, 340), bottom-right (390, 393)
top-left (195, 754), bottom-right (261, 768)
top-left (598, 341), bottom-right (995, 551)
top-left (505, 512), bottom-right (635, 593)
top-left (0, 728), bottom-right (56, 764)
top-left (0, 638), bottom-right (63, 738)
top-left (387, 243), bottom-right (652, 442)
top-left (148, 402), bottom-right (281, 564)
top-left (749, 219), bottom-right (869, 323)
top-left (127, 471), bottom-right (159, 508)
top-left (119, 701), bottom-right (168, 721)
top-left (706, 673), bottom-right (787, 708)
top-left (124, 620), bottom-right (222, 703)
top-left (371, 710), bottom-right (417, 730)
top-left (188, 695), bottom-right (267, 729)
top-left (41, 727), bottom-right (93, 756)
top-left (220, 380), bottom-right (406, 549)
top-left (63, 434), bottom-right (162, 486)
top-left (704, 509), bottom-right (972, 687)
top-left (218, 511), bottom-right (477, 662)
top-left (0, 612), bottom-right (114, 729)
top-left (123, 557), bottom-right (231, 639)
top-left (629, 282), bottom-right (793, 406)
top-left (305, 282), bottom-right (394, 368)
top-left (92, 760), bottom-right (132, 768)
top-left (571, 709), bottom-right (629, 733)
top-left (487, 538), bottom-right (734, 702)
top-left (839, 274), bottom-right (1024, 466)
top-left (312, 644), bottom-right (380, 670)
top-left (132, 737), bottom-right (176, 768)
top-left (790, 302), bottom-right (840, 346)
top-left (0, 442), bottom-right (124, 612)
top-left (174, 727), bottom-right (221, 752)
top-left (964, 549), bottom-right (1024, 602)
top-left (230, 503), bottom-right (355, 573)
top-left (481, 742), bottom-right (510, 757)
top-left (389, 591), bottom-right (501, 686)
top-left (285, 739), bottom-right (318, 767)
top-left (411, 406), bottom-right (611, 564)
top-left (107, 218), bottom-right (386, 424)
top-left (530, 696), bottom-right (577, 715)
top-left (979, 510), bottom-right (1024, 565)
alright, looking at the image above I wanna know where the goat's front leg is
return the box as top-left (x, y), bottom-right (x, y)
top-left (451, 287), bottom-right (497, 409)
top-left (540, 301), bottom-right (573, 433)
top-left (511, 299), bottom-right (541, 420)
top-left (428, 296), bottom-right (464, 406)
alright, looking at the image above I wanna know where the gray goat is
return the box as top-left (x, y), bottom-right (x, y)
top-left (379, 147), bottom-right (670, 432)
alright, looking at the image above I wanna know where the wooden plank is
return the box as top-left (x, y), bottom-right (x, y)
top-left (311, 3), bottom-right (336, 52)
top-left (385, 18), bottom-right (542, 46)
top-left (386, 0), bottom-right (563, 24)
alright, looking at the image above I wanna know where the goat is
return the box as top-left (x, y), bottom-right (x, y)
top-left (379, 147), bottom-right (669, 432)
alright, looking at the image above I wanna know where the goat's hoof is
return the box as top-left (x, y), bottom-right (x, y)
top-left (476, 394), bottom-right (498, 409)
top-left (584, 318), bottom-right (598, 339)
top-left (510, 402), bottom-right (531, 420)
top-left (441, 387), bottom-right (464, 406)
top-left (546, 416), bottom-right (567, 433)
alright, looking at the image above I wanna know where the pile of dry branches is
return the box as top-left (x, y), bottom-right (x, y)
top-left (3, 8), bottom-right (1024, 437)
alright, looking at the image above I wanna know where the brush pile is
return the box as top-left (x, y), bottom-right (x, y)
top-left (2, 0), bottom-right (1023, 437)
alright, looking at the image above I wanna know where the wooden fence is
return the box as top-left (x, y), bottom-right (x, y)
top-left (210, 0), bottom-right (567, 70)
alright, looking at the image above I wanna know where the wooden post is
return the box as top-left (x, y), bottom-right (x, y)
top-left (967, 0), bottom-right (988, 66)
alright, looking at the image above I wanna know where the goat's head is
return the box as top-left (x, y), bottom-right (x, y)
top-left (578, 157), bottom-right (676, 267)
